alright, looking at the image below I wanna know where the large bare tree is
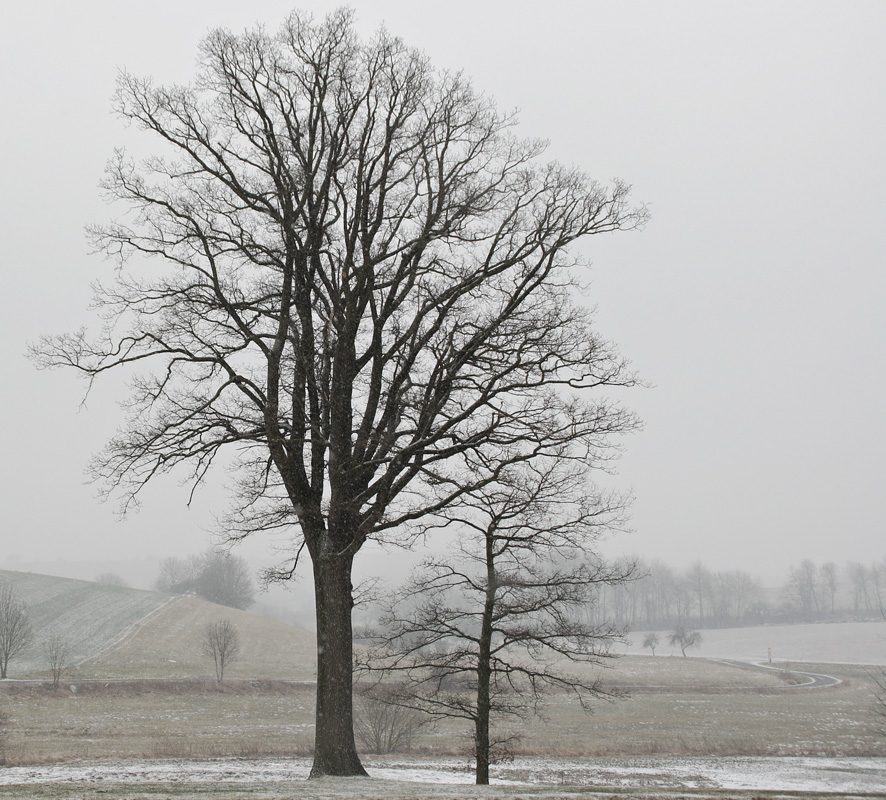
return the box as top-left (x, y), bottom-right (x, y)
top-left (33, 9), bottom-right (644, 775)
top-left (359, 457), bottom-right (633, 784)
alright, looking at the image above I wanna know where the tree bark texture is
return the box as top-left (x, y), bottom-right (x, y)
top-left (310, 551), bottom-right (367, 778)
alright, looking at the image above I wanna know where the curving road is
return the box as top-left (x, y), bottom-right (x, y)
top-left (714, 658), bottom-right (842, 688)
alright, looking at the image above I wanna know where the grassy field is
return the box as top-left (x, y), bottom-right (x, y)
top-left (1, 570), bottom-right (885, 800)
top-left (2, 656), bottom-right (883, 765)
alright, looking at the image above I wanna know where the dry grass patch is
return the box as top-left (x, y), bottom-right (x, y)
top-left (503, 660), bottom-right (886, 757)
top-left (2, 657), bottom-right (883, 765)
top-left (0, 680), bottom-right (316, 764)
top-left (593, 655), bottom-right (791, 692)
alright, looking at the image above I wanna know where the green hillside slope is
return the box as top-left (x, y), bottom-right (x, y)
top-left (0, 570), bottom-right (317, 681)
top-left (0, 569), bottom-right (170, 676)
top-left (80, 594), bottom-right (317, 680)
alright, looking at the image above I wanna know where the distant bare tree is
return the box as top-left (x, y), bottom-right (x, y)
top-left (44, 630), bottom-right (71, 687)
top-left (848, 561), bottom-right (872, 613)
top-left (870, 564), bottom-right (886, 615)
top-left (361, 457), bottom-right (632, 784)
top-left (819, 562), bottom-right (838, 615)
top-left (95, 572), bottom-right (129, 587)
top-left (201, 619), bottom-right (241, 682)
top-left (0, 584), bottom-right (33, 679)
top-left (155, 551), bottom-right (254, 610)
top-left (669, 625), bottom-right (702, 657)
top-left (728, 571), bottom-right (764, 622)
top-left (642, 632), bottom-right (660, 655)
top-left (353, 686), bottom-right (432, 754)
top-left (784, 560), bottom-right (821, 619)
top-left (194, 552), bottom-right (255, 610)
top-left (686, 561), bottom-right (712, 626)
top-left (154, 555), bottom-right (199, 594)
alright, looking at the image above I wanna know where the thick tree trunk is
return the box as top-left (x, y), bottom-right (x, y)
top-left (309, 552), bottom-right (368, 778)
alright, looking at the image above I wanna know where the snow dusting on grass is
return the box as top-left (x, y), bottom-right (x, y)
top-left (1, 756), bottom-right (885, 794)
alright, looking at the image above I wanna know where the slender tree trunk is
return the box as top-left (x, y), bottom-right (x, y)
top-left (475, 556), bottom-right (496, 785)
top-left (475, 661), bottom-right (491, 784)
top-left (309, 551), bottom-right (368, 778)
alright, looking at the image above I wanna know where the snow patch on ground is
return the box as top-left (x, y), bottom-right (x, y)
top-left (2, 755), bottom-right (885, 793)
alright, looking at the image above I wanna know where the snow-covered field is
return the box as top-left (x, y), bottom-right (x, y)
top-left (1, 755), bottom-right (885, 794)
top-left (625, 620), bottom-right (886, 664)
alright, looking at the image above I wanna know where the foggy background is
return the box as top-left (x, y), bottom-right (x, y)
top-left (1, 1), bottom-right (883, 611)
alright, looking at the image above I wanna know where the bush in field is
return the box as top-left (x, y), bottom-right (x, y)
top-left (643, 632), bottom-right (660, 655)
top-left (353, 687), bottom-right (431, 754)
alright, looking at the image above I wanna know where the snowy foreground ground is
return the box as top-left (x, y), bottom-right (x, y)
top-left (2, 756), bottom-right (886, 797)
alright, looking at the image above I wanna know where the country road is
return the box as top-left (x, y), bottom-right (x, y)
top-left (715, 658), bottom-right (842, 688)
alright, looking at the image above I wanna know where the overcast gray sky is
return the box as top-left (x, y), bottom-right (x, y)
top-left (1, 0), bottom-right (883, 588)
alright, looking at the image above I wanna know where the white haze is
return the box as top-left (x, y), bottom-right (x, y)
top-left (0, 1), bottom-right (883, 596)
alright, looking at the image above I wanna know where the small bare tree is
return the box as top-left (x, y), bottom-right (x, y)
top-left (201, 619), bottom-right (241, 682)
top-left (45, 630), bottom-right (71, 687)
top-left (669, 625), bottom-right (702, 657)
top-left (361, 457), bottom-right (632, 784)
top-left (0, 584), bottom-right (33, 679)
top-left (353, 686), bottom-right (431, 754)
top-left (643, 632), bottom-right (660, 655)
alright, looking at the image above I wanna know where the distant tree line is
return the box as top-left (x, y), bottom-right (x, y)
top-left (783, 558), bottom-right (886, 620)
top-left (582, 556), bottom-right (886, 630)
top-left (154, 550), bottom-right (255, 610)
